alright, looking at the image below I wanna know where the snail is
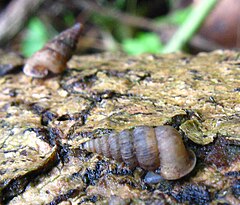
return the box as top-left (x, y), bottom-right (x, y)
top-left (23, 23), bottom-right (82, 78)
top-left (82, 125), bottom-right (196, 180)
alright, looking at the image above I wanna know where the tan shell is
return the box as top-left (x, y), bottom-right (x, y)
top-left (23, 23), bottom-right (82, 78)
top-left (83, 125), bottom-right (196, 180)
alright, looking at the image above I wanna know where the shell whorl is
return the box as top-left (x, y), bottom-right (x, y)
top-left (82, 126), bottom-right (196, 180)
top-left (23, 23), bottom-right (82, 78)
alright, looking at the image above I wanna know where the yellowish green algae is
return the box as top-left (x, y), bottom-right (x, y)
top-left (0, 50), bottom-right (239, 204)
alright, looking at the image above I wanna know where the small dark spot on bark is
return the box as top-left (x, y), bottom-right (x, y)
top-left (231, 180), bottom-right (240, 199)
top-left (193, 76), bottom-right (203, 80)
top-left (77, 195), bottom-right (99, 204)
top-left (172, 184), bottom-right (211, 205)
top-left (107, 165), bottom-right (132, 176)
top-left (41, 110), bottom-right (57, 126)
top-left (189, 69), bottom-right (203, 80)
top-left (82, 161), bottom-right (108, 186)
top-left (9, 89), bottom-right (17, 97)
top-left (181, 57), bottom-right (191, 64)
top-left (0, 170), bottom-right (6, 175)
top-left (10, 100), bottom-right (20, 106)
top-left (169, 113), bottom-right (189, 129)
top-left (234, 88), bottom-right (240, 92)
top-left (82, 168), bottom-right (100, 186)
top-left (58, 144), bottom-right (71, 164)
top-left (57, 114), bottom-right (71, 121)
top-left (29, 103), bottom-right (47, 115)
top-left (46, 189), bottom-right (79, 205)
top-left (24, 127), bottom-right (48, 137)
top-left (6, 113), bottom-right (12, 118)
top-left (98, 90), bottom-right (117, 99)
top-left (225, 171), bottom-right (240, 177)
top-left (157, 180), bottom-right (174, 194)
top-left (20, 150), bottom-right (27, 156)
top-left (89, 195), bottom-right (98, 203)
top-left (61, 72), bottom-right (97, 94)
top-left (189, 69), bottom-right (199, 74)
top-left (0, 64), bottom-right (22, 76)
top-left (104, 69), bottom-right (126, 78)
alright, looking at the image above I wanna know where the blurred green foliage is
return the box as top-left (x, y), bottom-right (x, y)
top-left (162, 0), bottom-right (217, 53)
top-left (64, 11), bottom-right (75, 27)
top-left (20, 0), bottom-right (215, 56)
top-left (21, 18), bottom-right (49, 57)
top-left (122, 32), bottom-right (163, 55)
top-left (21, 11), bottom-right (75, 57)
top-left (114, 0), bottom-right (127, 9)
top-left (122, 6), bottom-right (191, 55)
top-left (156, 6), bottom-right (192, 25)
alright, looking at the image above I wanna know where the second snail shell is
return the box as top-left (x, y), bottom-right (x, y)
top-left (82, 125), bottom-right (196, 180)
top-left (23, 23), bottom-right (82, 78)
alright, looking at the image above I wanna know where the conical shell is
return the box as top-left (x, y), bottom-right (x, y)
top-left (23, 23), bottom-right (82, 78)
top-left (82, 125), bottom-right (196, 180)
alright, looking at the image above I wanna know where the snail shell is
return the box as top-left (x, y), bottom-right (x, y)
top-left (82, 126), bottom-right (196, 180)
top-left (23, 23), bottom-right (82, 78)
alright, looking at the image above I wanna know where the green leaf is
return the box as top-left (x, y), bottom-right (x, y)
top-left (64, 11), bottom-right (75, 26)
top-left (156, 6), bottom-right (192, 25)
top-left (114, 0), bottom-right (126, 9)
top-left (21, 18), bottom-right (49, 57)
top-left (122, 32), bottom-right (163, 55)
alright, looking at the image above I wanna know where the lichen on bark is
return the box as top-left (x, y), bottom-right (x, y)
top-left (0, 50), bottom-right (239, 204)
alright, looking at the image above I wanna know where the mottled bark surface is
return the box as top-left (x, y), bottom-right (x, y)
top-left (0, 50), bottom-right (239, 204)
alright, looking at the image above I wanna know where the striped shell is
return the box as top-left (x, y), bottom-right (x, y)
top-left (23, 23), bottom-right (82, 78)
top-left (83, 125), bottom-right (196, 180)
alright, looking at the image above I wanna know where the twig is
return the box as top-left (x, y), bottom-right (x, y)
top-left (72, 0), bottom-right (162, 33)
top-left (162, 0), bottom-right (218, 53)
top-left (0, 0), bottom-right (46, 46)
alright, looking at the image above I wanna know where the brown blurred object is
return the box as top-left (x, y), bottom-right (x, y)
top-left (0, 0), bottom-right (46, 46)
top-left (195, 0), bottom-right (240, 48)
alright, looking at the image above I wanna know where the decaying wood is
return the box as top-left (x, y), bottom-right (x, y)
top-left (0, 50), bottom-right (239, 204)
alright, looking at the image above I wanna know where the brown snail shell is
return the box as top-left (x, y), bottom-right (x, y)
top-left (82, 125), bottom-right (196, 180)
top-left (23, 23), bottom-right (82, 78)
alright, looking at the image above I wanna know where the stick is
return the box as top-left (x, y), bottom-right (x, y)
top-left (162, 0), bottom-right (218, 53)
top-left (0, 0), bottom-right (46, 46)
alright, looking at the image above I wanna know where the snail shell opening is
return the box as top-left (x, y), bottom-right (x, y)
top-left (155, 126), bottom-right (196, 180)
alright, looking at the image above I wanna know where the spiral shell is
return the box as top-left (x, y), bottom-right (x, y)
top-left (83, 126), bottom-right (196, 180)
top-left (23, 23), bottom-right (82, 78)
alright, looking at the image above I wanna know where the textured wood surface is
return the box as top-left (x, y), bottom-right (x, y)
top-left (0, 50), bottom-right (239, 204)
